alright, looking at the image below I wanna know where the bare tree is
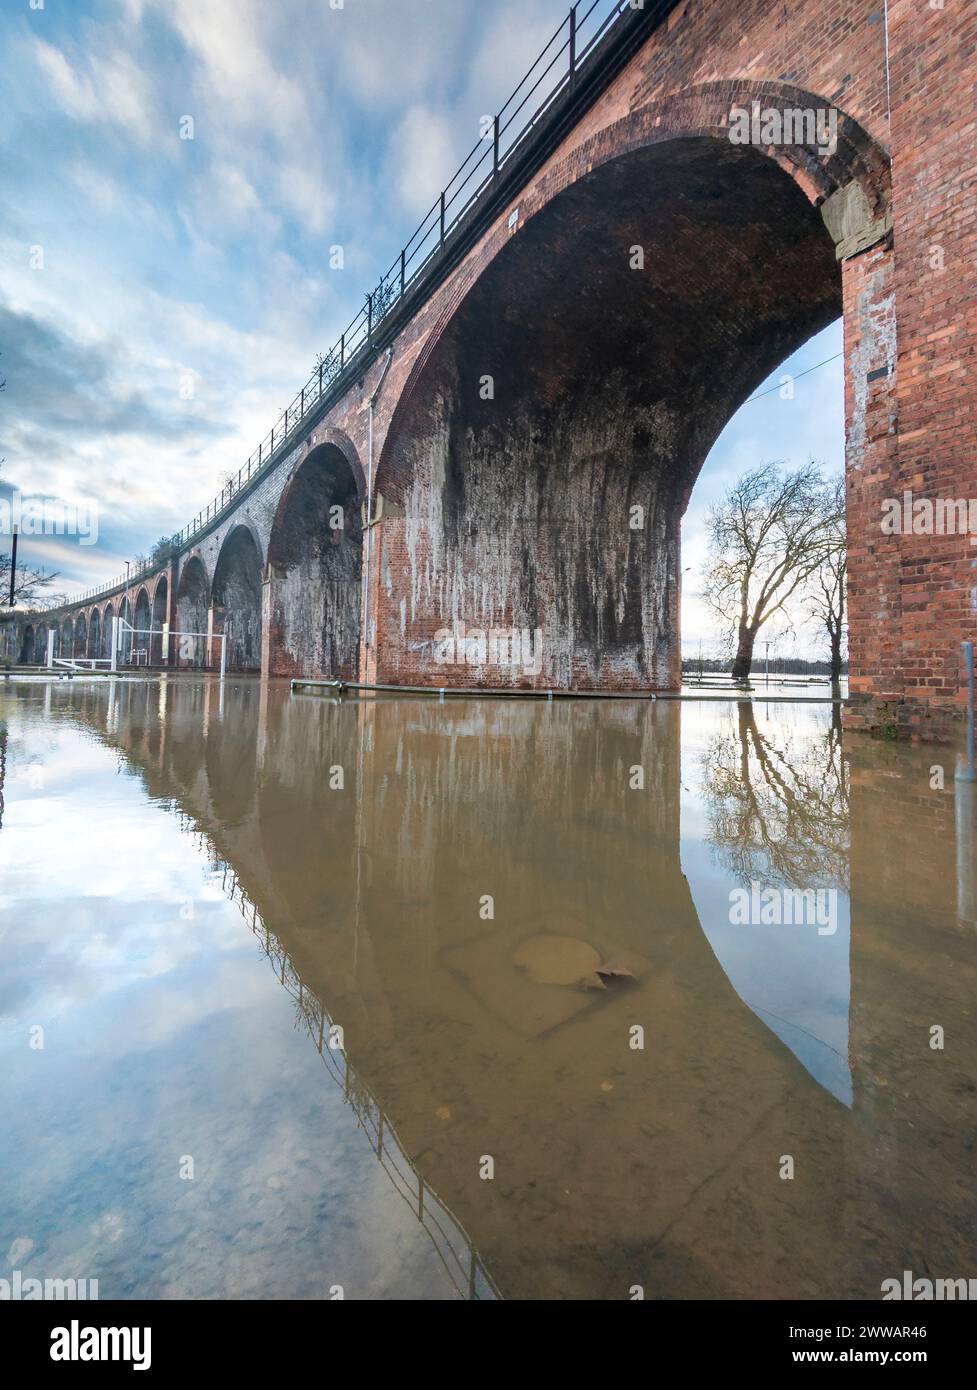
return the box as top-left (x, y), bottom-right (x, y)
top-left (702, 462), bottom-right (844, 681)
top-left (808, 477), bottom-right (847, 687)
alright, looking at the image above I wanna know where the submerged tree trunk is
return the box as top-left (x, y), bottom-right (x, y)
top-left (731, 624), bottom-right (757, 681)
top-left (829, 627), bottom-right (843, 684)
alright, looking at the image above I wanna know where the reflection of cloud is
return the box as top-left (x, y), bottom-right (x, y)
top-left (0, 697), bottom-right (460, 1300)
top-left (682, 701), bottom-right (852, 1105)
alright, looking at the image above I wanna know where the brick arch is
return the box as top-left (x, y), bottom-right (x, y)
top-left (219, 517), bottom-right (266, 575)
top-left (369, 83), bottom-right (890, 691)
top-left (175, 554), bottom-right (210, 667)
top-left (149, 570), bottom-right (170, 602)
top-left (284, 426), bottom-right (366, 508)
top-left (375, 82), bottom-right (889, 505)
top-left (265, 433), bottom-right (365, 680)
top-left (176, 547), bottom-right (213, 593)
top-left (212, 524), bottom-right (263, 671)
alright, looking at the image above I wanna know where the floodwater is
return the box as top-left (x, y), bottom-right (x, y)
top-left (1, 676), bottom-right (975, 1300)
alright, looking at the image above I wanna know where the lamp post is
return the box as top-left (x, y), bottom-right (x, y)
top-left (8, 527), bottom-right (16, 607)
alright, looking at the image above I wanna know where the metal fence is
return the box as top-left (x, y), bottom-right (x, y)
top-left (38, 1), bottom-right (647, 614)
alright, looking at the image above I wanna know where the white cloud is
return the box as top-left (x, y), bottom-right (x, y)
top-left (32, 37), bottom-right (158, 145)
top-left (388, 105), bottom-right (460, 218)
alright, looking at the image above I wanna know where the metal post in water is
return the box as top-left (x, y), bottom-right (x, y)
top-left (46, 629), bottom-right (55, 669)
top-left (111, 616), bottom-right (118, 673)
top-left (219, 631), bottom-right (226, 683)
top-left (957, 640), bottom-right (976, 782)
top-left (955, 773), bottom-right (977, 925)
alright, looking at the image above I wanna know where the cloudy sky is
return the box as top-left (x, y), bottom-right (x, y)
top-left (0, 0), bottom-right (843, 656)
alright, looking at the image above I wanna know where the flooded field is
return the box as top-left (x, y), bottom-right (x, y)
top-left (1, 677), bottom-right (975, 1300)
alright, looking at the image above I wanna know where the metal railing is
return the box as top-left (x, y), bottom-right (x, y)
top-left (38, 0), bottom-right (644, 615)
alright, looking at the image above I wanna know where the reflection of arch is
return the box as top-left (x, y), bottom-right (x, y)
top-left (266, 439), bottom-right (364, 679)
top-left (212, 526), bottom-right (262, 671)
top-left (175, 555), bottom-right (210, 668)
top-left (151, 577), bottom-right (168, 665)
top-left (19, 624), bottom-right (34, 664)
top-left (205, 681), bottom-right (261, 823)
top-left (373, 90), bottom-right (889, 691)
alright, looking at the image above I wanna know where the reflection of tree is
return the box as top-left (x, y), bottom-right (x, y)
top-left (702, 703), bottom-right (849, 890)
top-left (0, 719), bottom-right (6, 830)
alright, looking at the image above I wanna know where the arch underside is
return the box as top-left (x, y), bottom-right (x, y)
top-left (176, 558), bottom-right (210, 667)
top-left (268, 444), bottom-right (362, 680)
top-left (213, 528), bottom-right (262, 671)
top-left (377, 136), bottom-right (844, 690)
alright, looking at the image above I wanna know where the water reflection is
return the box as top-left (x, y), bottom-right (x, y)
top-left (1, 677), bottom-right (975, 1300)
top-left (688, 701), bottom-right (852, 1103)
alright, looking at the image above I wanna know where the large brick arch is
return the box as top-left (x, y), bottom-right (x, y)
top-left (370, 87), bottom-right (890, 691)
top-left (376, 83), bottom-right (889, 506)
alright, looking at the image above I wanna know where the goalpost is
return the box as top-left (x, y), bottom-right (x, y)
top-left (111, 617), bottom-right (227, 680)
top-left (43, 617), bottom-right (228, 681)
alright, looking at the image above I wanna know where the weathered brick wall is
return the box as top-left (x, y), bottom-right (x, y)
top-left (855, 0), bottom-right (977, 739)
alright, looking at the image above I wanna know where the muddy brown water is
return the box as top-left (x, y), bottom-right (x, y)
top-left (1, 677), bottom-right (974, 1299)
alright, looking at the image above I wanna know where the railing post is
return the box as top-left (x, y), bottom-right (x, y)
top-left (493, 114), bottom-right (500, 175)
top-left (367, 292), bottom-right (373, 341)
top-left (340, 333), bottom-right (345, 368)
top-left (440, 191), bottom-right (446, 247)
top-left (300, 386), bottom-right (305, 416)
top-left (569, 6), bottom-right (577, 85)
top-left (400, 249), bottom-right (406, 297)
top-left (319, 360), bottom-right (324, 393)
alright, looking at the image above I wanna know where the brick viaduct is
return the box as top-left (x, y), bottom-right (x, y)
top-left (2, 0), bottom-right (974, 738)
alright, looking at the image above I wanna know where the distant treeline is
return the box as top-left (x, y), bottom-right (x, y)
top-left (682, 656), bottom-right (849, 676)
